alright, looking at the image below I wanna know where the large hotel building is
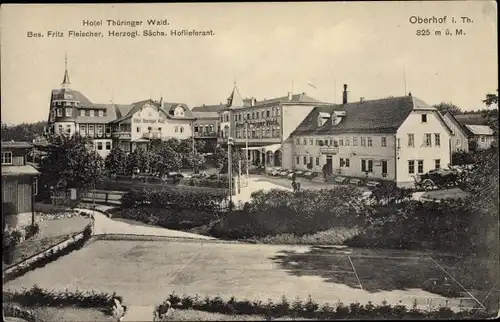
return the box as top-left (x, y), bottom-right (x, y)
top-left (45, 58), bottom-right (196, 158)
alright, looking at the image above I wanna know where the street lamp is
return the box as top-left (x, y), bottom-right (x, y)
top-left (227, 136), bottom-right (234, 208)
top-left (245, 121), bottom-right (250, 185)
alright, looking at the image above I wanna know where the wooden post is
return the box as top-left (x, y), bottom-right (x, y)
top-left (31, 177), bottom-right (36, 226)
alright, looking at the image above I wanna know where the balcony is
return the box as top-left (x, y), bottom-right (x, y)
top-left (143, 132), bottom-right (161, 140)
top-left (320, 146), bottom-right (339, 155)
top-left (111, 131), bottom-right (132, 140)
top-left (194, 131), bottom-right (217, 138)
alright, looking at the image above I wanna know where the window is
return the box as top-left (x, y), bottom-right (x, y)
top-left (421, 114), bottom-right (427, 123)
top-left (481, 136), bottom-right (486, 142)
top-left (425, 133), bottom-right (432, 147)
top-left (175, 126), bottom-right (179, 133)
top-left (381, 137), bottom-right (387, 147)
top-left (79, 125), bottom-right (86, 135)
top-left (97, 110), bottom-right (103, 117)
top-left (1, 151), bottom-right (12, 164)
top-left (408, 133), bottom-right (415, 147)
top-left (85, 110), bottom-right (90, 116)
top-left (261, 111), bottom-right (265, 118)
top-left (88, 125), bottom-right (95, 135)
top-left (303, 156), bottom-right (307, 164)
top-left (434, 134), bottom-right (440, 147)
top-left (58, 125), bottom-right (63, 133)
top-left (106, 125), bottom-right (111, 134)
top-left (296, 156), bottom-right (300, 165)
top-left (309, 138), bottom-right (313, 145)
top-left (367, 137), bottom-right (372, 147)
top-left (315, 139), bottom-right (320, 145)
top-left (65, 107), bottom-right (71, 116)
top-left (90, 110), bottom-right (95, 117)
top-left (339, 138), bottom-right (344, 146)
top-left (397, 138), bottom-right (401, 148)
top-left (97, 125), bottom-right (103, 135)
top-left (457, 138), bottom-right (461, 146)
top-left (147, 126), bottom-right (152, 132)
top-left (316, 157), bottom-right (320, 166)
top-left (66, 125), bottom-right (71, 134)
top-left (103, 110), bottom-right (107, 117)
top-left (435, 159), bottom-right (440, 169)
top-left (97, 142), bottom-right (103, 150)
top-left (57, 108), bottom-right (63, 117)
top-left (80, 110), bottom-right (85, 117)
top-left (360, 137), bottom-right (366, 146)
top-left (361, 159), bottom-right (373, 173)
top-left (296, 138), bottom-right (300, 145)
top-left (309, 156), bottom-right (313, 165)
top-left (106, 142), bottom-right (112, 150)
top-left (382, 160), bottom-right (388, 174)
top-left (353, 138), bottom-right (358, 146)
top-left (346, 138), bottom-right (350, 146)
top-left (417, 160), bottom-right (424, 174)
top-left (303, 138), bottom-right (307, 145)
top-left (266, 110), bottom-right (270, 118)
top-left (340, 158), bottom-right (350, 168)
top-left (408, 160), bottom-right (415, 174)
top-left (136, 126), bottom-right (140, 133)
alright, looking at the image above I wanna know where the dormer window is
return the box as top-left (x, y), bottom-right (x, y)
top-left (421, 114), bottom-right (427, 123)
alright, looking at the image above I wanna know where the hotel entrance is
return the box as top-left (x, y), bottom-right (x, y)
top-left (326, 155), bottom-right (333, 174)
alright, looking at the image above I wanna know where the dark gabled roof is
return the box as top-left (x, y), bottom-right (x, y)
top-left (192, 111), bottom-right (219, 119)
top-left (1, 141), bottom-right (33, 149)
top-left (443, 112), bottom-right (473, 138)
top-left (453, 113), bottom-right (487, 126)
top-left (111, 99), bottom-right (195, 123)
top-left (191, 104), bottom-right (227, 112)
top-left (51, 89), bottom-right (94, 107)
top-left (293, 95), bottom-right (433, 136)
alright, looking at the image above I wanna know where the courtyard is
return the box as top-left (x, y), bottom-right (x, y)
top-left (4, 239), bottom-right (493, 313)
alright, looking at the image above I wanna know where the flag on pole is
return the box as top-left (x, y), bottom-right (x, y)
top-left (308, 81), bottom-right (317, 89)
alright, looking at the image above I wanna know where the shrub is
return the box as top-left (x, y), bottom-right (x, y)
top-left (344, 197), bottom-right (490, 255)
top-left (155, 293), bottom-right (493, 319)
top-left (3, 302), bottom-right (37, 322)
top-left (120, 188), bottom-right (227, 213)
top-left (25, 224), bottom-right (40, 240)
top-left (3, 285), bottom-right (121, 315)
top-left (213, 186), bottom-right (372, 238)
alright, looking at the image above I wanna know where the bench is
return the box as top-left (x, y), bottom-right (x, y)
top-left (334, 176), bottom-right (348, 184)
top-left (366, 181), bottom-right (381, 188)
top-left (349, 178), bottom-right (362, 186)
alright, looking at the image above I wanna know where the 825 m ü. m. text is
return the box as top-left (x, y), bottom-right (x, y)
top-left (416, 28), bottom-right (466, 36)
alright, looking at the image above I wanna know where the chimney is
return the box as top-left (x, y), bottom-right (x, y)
top-left (287, 92), bottom-right (292, 101)
top-left (342, 84), bottom-right (348, 104)
top-left (360, 97), bottom-right (365, 103)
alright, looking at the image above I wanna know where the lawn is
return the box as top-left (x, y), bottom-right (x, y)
top-left (4, 240), bottom-right (492, 312)
top-left (165, 309), bottom-right (314, 321)
top-left (32, 307), bottom-right (114, 322)
top-left (3, 216), bottom-right (91, 270)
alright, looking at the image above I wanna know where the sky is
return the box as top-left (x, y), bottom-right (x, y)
top-left (1, 2), bottom-right (498, 125)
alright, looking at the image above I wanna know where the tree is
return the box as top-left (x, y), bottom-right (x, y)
top-left (211, 146), bottom-right (227, 173)
top-left (158, 145), bottom-right (182, 174)
top-left (433, 102), bottom-right (462, 115)
top-left (218, 148), bottom-right (248, 175)
top-left (185, 151), bottom-right (205, 173)
top-left (105, 146), bottom-right (127, 175)
top-left (1, 121), bottom-right (47, 142)
top-left (482, 89), bottom-right (498, 107)
top-left (39, 133), bottom-right (105, 189)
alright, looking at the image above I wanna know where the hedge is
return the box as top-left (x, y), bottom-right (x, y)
top-left (3, 223), bottom-right (93, 283)
top-left (344, 198), bottom-right (493, 255)
top-left (155, 292), bottom-right (492, 320)
top-left (3, 285), bottom-right (124, 317)
top-left (211, 186), bottom-right (372, 238)
top-left (120, 188), bottom-right (228, 213)
top-left (188, 178), bottom-right (228, 189)
top-left (3, 302), bottom-right (37, 322)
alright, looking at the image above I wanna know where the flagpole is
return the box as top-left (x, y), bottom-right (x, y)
top-left (334, 78), bottom-right (336, 104)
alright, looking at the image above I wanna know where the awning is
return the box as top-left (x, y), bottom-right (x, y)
top-left (1, 165), bottom-right (40, 177)
top-left (242, 143), bottom-right (282, 153)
